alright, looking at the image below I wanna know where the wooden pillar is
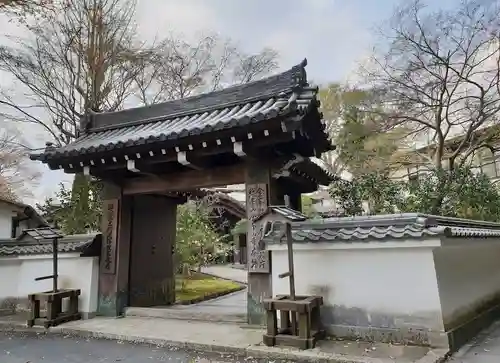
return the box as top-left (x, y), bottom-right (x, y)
top-left (245, 161), bottom-right (285, 325)
top-left (98, 182), bottom-right (132, 316)
top-left (128, 195), bottom-right (176, 307)
top-left (240, 234), bottom-right (247, 265)
top-left (287, 192), bottom-right (302, 212)
top-left (233, 233), bottom-right (241, 264)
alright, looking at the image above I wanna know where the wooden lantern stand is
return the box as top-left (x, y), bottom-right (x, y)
top-left (26, 227), bottom-right (81, 328)
top-left (261, 206), bottom-right (325, 350)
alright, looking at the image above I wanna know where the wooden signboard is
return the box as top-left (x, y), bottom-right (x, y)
top-left (101, 199), bottom-right (118, 274)
top-left (246, 183), bottom-right (270, 273)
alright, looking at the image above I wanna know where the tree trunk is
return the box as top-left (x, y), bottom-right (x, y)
top-left (68, 173), bottom-right (91, 234)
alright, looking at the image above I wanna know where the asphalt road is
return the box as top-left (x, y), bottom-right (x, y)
top-left (0, 331), bottom-right (293, 363)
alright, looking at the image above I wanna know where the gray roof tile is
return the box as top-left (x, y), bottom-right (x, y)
top-left (290, 225), bottom-right (441, 242)
top-left (268, 206), bottom-right (308, 222)
top-left (34, 59), bottom-right (328, 161)
top-left (263, 213), bottom-right (500, 244)
top-left (0, 233), bottom-right (101, 256)
top-left (89, 60), bottom-right (309, 131)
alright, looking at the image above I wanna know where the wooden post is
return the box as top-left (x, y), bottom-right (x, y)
top-left (52, 237), bottom-right (58, 292)
top-left (285, 222), bottom-right (297, 334)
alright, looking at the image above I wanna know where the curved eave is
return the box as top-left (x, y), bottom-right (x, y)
top-left (29, 59), bottom-right (331, 166)
top-left (30, 106), bottom-right (317, 166)
top-left (292, 157), bottom-right (337, 186)
top-left (203, 192), bottom-right (246, 219)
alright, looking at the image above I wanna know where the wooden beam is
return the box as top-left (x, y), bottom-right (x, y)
top-left (123, 163), bottom-right (247, 195)
top-left (277, 173), bottom-right (319, 194)
top-left (127, 159), bottom-right (141, 173)
top-left (61, 129), bottom-right (299, 174)
top-left (176, 151), bottom-right (208, 170)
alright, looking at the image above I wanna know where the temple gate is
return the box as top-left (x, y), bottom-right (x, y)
top-left (30, 59), bottom-right (333, 325)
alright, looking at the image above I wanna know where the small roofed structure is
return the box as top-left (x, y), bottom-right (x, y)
top-left (23, 227), bottom-right (64, 241)
top-left (22, 227), bottom-right (83, 329)
top-left (257, 206), bottom-right (325, 350)
top-left (0, 232), bottom-right (101, 256)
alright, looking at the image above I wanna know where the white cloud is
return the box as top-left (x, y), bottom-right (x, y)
top-left (135, 0), bottom-right (222, 42)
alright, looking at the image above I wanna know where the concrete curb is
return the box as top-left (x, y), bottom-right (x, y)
top-left (176, 285), bottom-right (246, 306)
top-left (0, 320), bottom-right (449, 363)
top-left (125, 307), bottom-right (247, 323)
top-left (413, 349), bottom-right (450, 363)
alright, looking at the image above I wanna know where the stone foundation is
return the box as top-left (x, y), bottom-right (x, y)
top-left (0, 296), bottom-right (95, 320)
top-left (317, 299), bottom-right (500, 352)
top-left (321, 304), bottom-right (448, 348)
top-left (0, 296), bottom-right (32, 316)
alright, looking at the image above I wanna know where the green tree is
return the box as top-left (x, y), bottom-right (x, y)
top-left (319, 83), bottom-right (405, 177)
top-left (404, 167), bottom-right (500, 221)
top-left (329, 173), bottom-right (404, 216)
top-left (175, 201), bottom-right (227, 282)
top-left (329, 165), bottom-right (500, 221)
top-left (36, 177), bottom-right (102, 234)
top-left (301, 195), bottom-right (317, 217)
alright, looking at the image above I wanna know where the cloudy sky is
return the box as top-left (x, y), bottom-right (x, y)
top-left (0, 0), bottom-right (456, 205)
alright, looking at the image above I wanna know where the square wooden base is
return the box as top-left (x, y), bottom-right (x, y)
top-left (27, 289), bottom-right (81, 328)
top-left (263, 295), bottom-right (325, 350)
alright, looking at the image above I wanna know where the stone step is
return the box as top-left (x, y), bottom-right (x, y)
top-left (124, 307), bottom-right (247, 324)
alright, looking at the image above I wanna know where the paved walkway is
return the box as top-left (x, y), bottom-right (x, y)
top-left (193, 265), bottom-right (247, 319)
top-left (200, 265), bottom-right (248, 284)
top-left (127, 265), bottom-right (247, 323)
top-left (451, 321), bottom-right (500, 363)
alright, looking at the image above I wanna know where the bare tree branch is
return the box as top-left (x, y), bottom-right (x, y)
top-left (0, 0), bottom-right (54, 19)
top-left (135, 33), bottom-right (280, 105)
top-left (0, 0), bottom-right (153, 147)
top-left (364, 0), bottom-right (500, 170)
top-left (0, 126), bottom-right (40, 200)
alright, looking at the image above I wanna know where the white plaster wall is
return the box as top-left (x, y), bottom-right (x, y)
top-left (0, 254), bottom-right (99, 315)
top-left (433, 239), bottom-right (500, 328)
top-left (0, 260), bottom-right (21, 298)
top-left (268, 238), bottom-right (446, 346)
top-left (270, 241), bottom-right (443, 317)
top-left (0, 203), bottom-right (14, 238)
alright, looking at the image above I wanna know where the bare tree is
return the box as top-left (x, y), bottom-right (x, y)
top-left (0, 126), bottom-right (40, 201)
top-left (0, 0), bottom-right (48, 8)
top-left (0, 0), bottom-right (64, 27)
top-left (134, 33), bottom-right (279, 105)
top-left (0, 0), bottom-right (151, 147)
top-left (365, 0), bottom-right (500, 171)
top-left (0, 0), bottom-right (53, 15)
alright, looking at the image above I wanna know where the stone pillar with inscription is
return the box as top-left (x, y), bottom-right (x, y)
top-left (245, 161), bottom-right (285, 325)
top-left (98, 182), bottom-right (132, 317)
